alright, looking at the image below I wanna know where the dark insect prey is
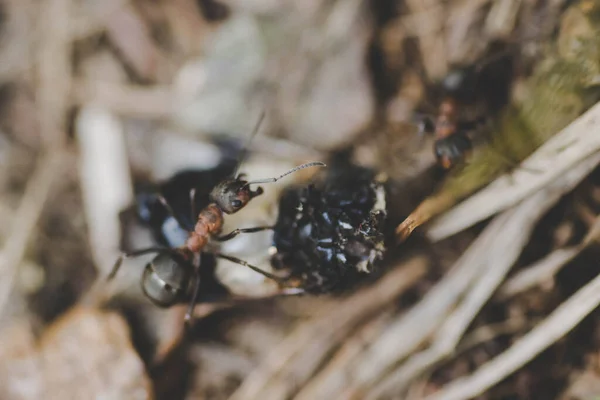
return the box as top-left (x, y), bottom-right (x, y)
top-left (270, 163), bottom-right (389, 294)
top-left (107, 113), bottom-right (326, 325)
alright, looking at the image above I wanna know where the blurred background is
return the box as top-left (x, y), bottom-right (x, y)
top-left (1, 0), bottom-right (600, 399)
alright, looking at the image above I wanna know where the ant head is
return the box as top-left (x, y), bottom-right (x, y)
top-left (210, 176), bottom-right (263, 214)
top-left (141, 252), bottom-right (193, 307)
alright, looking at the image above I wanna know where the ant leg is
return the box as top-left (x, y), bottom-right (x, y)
top-left (215, 226), bottom-right (274, 242)
top-left (156, 195), bottom-right (191, 231)
top-left (184, 259), bottom-right (202, 328)
top-left (214, 253), bottom-right (286, 284)
top-left (108, 247), bottom-right (170, 280)
top-left (189, 188), bottom-right (197, 223)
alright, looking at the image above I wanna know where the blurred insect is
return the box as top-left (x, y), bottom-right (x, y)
top-left (415, 58), bottom-right (512, 171)
top-left (397, 0), bottom-right (600, 241)
top-left (417, 96), bottom-right (475, 170)
top-left (108, 112), bottom-right (326, 325)
top-left (270, 160), bottom-right (388, 294)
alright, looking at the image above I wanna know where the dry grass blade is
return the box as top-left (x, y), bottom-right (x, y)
top-left (75, 106), bottom-right (134, 277)
top-left (498, 247), bottom-right (580, 299)
top-left (71, 79), bottom-right (175, 119)
top-left (0, 0), bottom-right (34, 84)
top-left (365, 153), bottom-right (600, 398)
top-left (0, 0), bottom-right (72, 318)
top-left (228, 257), bottom-right (428, 400)
top-left (427, 101), bottom-right (600, 241)
top-left (404, 0), bottom-right (448, 79)
top-left (424, 269), bottom-right (600, 400)
top-left (294, 310), bottom-right (395, 400)
top-left (37, 0), bottom-right (71, 148)
top-left (0, 152), bottom-right (64, 318)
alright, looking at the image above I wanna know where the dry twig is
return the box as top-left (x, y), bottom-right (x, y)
top-left (228, 257), bottom-right (428, 400)
top-left (0, 0), bottom-right (72, 319)
top-left (425, 268), bottom-right (600, 400)
top-left (497, 247), bottom-right (580, 299)
top-left (0, 153), bottom-right (64, 318)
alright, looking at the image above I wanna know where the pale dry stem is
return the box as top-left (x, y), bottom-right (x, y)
top-left (228, 257), bottom-right (428, 400)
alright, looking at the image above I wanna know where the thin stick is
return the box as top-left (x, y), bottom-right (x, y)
top-left (0, 153), bottom-right (63, 317)
top-left (228, 257), bottom-right (428, 400)
top-left (425, 271), bottom-right (600, 400)
top-left (497, 247), bottom-right (579, 299)
top-left (365, 148), bottom-right (599, 399)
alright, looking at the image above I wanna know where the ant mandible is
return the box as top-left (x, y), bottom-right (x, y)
top-left (107, 112), bottom-right (326, 325)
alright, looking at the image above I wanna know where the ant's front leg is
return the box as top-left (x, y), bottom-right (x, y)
top-left (214, 226), bottom-right (274, 242)
top-left (214, 253), bottom-right (286, 283)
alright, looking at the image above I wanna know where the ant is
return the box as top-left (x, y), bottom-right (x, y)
top-left (107, 112), bottom-right (326, 325)
top-left (416, 68), bottom-right (480, 170)
top-left (415, 51), bottom-right (514, 170)
top-left (418, 96), bottom-right (475, 170)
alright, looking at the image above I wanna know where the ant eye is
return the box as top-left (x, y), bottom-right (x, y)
top-left (231, 200), bottom-right (243, 208)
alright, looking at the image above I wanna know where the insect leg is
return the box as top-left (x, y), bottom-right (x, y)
top-left (189, 188), bottom-right (197, 223)
top-left (108, 247), bottom-right (171, 280)
top-left (214, 226), bottom-right (274, 242)
top-left (214, 253), bottom-right (286, 283)
top-left (157, 194), bottom-right (193, 232)
top-left (184, 257), bottom-right (202, 328)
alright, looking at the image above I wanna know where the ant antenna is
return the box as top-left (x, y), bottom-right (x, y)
top-left (243, 161), bottom-right (326, 187)
top-left (232, 111), bottom-right (266, 178)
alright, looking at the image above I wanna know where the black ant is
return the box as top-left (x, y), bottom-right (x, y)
top-left (416, 51), bottom-right (514, 170)
top-left (418, 96), bottom-right (475, 170)
top-left (416, 70), bottom-right (478, 170)
top-left (107, 112), bottom-right (326, 325)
